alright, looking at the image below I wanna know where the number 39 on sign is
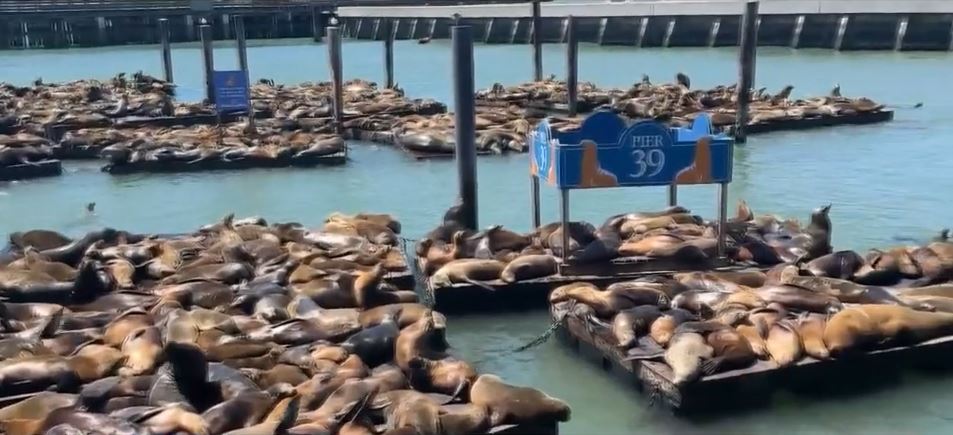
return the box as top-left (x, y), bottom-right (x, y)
top-left (630, 134), bottom-right (666, 178)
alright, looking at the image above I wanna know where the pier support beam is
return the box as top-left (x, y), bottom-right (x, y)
top-left (510, 19), bottom-right (519, 43)
top-left (791, 15), bottom-right (805, 48)
top-left (327, 24), bottom-right (344, 135)
top-left (200, 23), bottom-right (214, 104)
top-left (97, 17), bottom-right (108, 46)
top-left (311, 8), bottom-right (324, 42)
top-left (186, 15), bottom-right (196, 41)
top-left (429, 18), bottom-right (437, 39)
top-left (950, 20), bottom-right (953, 51)
top-left (485, 19), bottom-right (494, 43)
top-left (662, 18), bottom-right (676, 47)
top-left (636, 17), bottom-right (649, 47)
top-left (894, 16), bottom-right (909, 51)
top-left (372, 18), bottom-right (381, 40)
top-left (222, 14), bottom-right (231, 40)
top-left (531, 1), bottom-right (542, 81)
top-left (158, 18), bottom-right (173, 83)
top-left (383, 18), bottom-right (394, 88)
top-left (833, 15), bottom-right (849, 50)
top-left (735, 1), bottom-right (758, 144)
top-left (566, 16), bottom-right (578, 117)
top-left (409, 18), bottom-right (418, 40)
top-left (452, 25), bottom-right (478, 231)
top-left (708, 18), bottom-right (721, 47)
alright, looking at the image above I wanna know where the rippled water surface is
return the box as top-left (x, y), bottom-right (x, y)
top-left (1, 39), bottom-right (952, 434)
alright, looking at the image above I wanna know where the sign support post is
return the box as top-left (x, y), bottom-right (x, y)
top-left (560, 189), bottom-right (570, 262)
top-left (736, 1), bottom-right (759, 143)
top-left (717, 182), bottom-right (729, 258)
top-left (383, 18), bottom-right (395, 89)
top-left (530, 176), bottom-right (541, 229)
top-left (668, 185), bottom-right (678, 207)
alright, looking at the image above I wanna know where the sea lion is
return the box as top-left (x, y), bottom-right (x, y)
top-left (823, 304), bottom-right (953, 356)
top-left (549, 283), bottom-right (632, 318)
top-left (429, 259), bottom-right (505, 291)
top-left (648, 308), bottom-right (697, 346)
top-left (8, 229), bottom-right (72, 252)
top-left (500, 254), bottom-right (557, 283)
top-left (766, 320), bottom-right (802, 367)
top-left (802, 250), bottom-right (866, 279)
top-left (202, 387), bottom-right (293, 435)
top-left (119, 326), bottom-right (163, 377)
top-left (799, 204), bottom-right (833, 262)
top-left (797, 313), bottom-right (829, 360)
top-left (610, 306), bottom-right (663, 348)
top-left (407, 356), bottom-right (477, 400)
top-left (416, 232), bottom-right (465, 275)
top-left (736, 321), bottom-right (769, 359)
top-left (438, 403), bottom-right (490, 435)
top-left (670, 290), bottom-right (725, 317)
top-left (0, 392), bottom-right (78, 435)
top-left (358, 303), bottom-right (447, 330)
top-left (341, 309), bottom-right (400, 368)
top-left (370, 389), bottom-right (443, 435)
top-left (663, 332), bottom-right (714, 385)
top-left (674, 270), bottom-right (766, 292)
top-left (909, 245), bottom-right (953, 286)
top-left (706, 328), bottom-right (757, 373)
top-left (468, 374), bottom-right (570, 427)
top-left (755, 285), bottom-right (842, 313)
top-left (395, 312), bottom-right (446, 371)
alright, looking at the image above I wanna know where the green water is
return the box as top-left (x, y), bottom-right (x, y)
top-left (2, 39), bottom-right (952, 434)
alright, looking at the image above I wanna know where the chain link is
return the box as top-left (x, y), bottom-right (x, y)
top-left (398, 236), bottom-right (434, 308)
top-left (513, 300), bottom-right (577, 352)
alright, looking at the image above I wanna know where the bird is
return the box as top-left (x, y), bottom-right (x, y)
top-left (640, 74), bottom-right (651, 85)
top-left (676, 72), bottom-right (691, 89)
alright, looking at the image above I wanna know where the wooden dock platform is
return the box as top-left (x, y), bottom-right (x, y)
top-left (0, 160), bottom-right (62, 181)
top-left (555, 304), bottom-right (953, 415)
top-left (101, 152), bottom-right (346, 175)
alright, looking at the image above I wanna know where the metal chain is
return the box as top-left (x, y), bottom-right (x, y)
top-left (398, 236), bottom-right (434, 308)
top-left (513, 300), bottom-right (577, 352)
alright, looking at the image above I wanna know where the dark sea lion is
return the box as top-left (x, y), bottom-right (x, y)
top-left (40, 228), bottom-right (120, 267)
top-left (755, 285), bottom-right (842, 313)
top-left (799, 204), bottom-right (832, 262)
top-left (37, 406), bottom-right (148, 435)
top-left (341, 309), bottom-right (400, 367)
top-left (468, 374), bottom-right (571, 427)
top-left (766, 320), bottom-right (802, 367)
top-left (802, 250), bottom-right (866, 279)
top-left (1, 260), bottom-right (107, 305)
top-left (500, 254), bottom-right (557, 283)
top-left (148, 342), bottom-right (224, 412)
top-left (610, 306), bottom-right (663, 348)
top-left (358, 303), bottom-right (447, 330)
top-left (824, 304), bottom-right (953, 357)
top-left (202, 387), bottom-right (293, 435)
top-left (706, 328), bottom-right (757, 372)
top-left (663, 332), bottom-right (714, 384)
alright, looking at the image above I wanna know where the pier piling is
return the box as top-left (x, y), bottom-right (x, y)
top-left (566, 15), bottom-right (578, 117)
top-left (531, 1), bottom-right (542, 81)
top-left (668, 185), bottom-right (678, 207)
top-left (311, 7), bottom-right (324, 42)
top-left (235, 15), bottom-right (255, 133)
top-left (327, 23), bottom-right (344, 135)
top-left (200, 22), bottom-right (214, 104)
top-left (452, 25), bottom-right (478, 230)
top-left (717, 183), bottom-right (729, 258)
top-left (735, 1), bottom-right (759, 144)
top-left (158, 18), bottom-right (173, 83)
top-left (383, 18), bottom-right (395, 88)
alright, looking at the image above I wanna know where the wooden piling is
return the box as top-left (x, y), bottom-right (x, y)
top-left (566, 15), bottom-right (578, 117)
top-left (383, 18), bottom-right (395, 88)
top-left (327, 24), bottom-right (344, 135)
top-left (199, 22), bottom-right (214, 103)
top-left (531, 1), bottom-right (542, 81)
top-left (452, 25), bottom-right (478, 230)
top-left (734, 1), bottom-right (759, 144)
top-left (158, 18), bottom-right (173, 83)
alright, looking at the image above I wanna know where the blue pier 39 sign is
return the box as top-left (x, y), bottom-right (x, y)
top-left (530, 111), bottom-right (732, 189)
top-left (212, 70), bottom-right (250, 114)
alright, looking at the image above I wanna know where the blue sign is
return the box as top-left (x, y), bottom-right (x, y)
top-left (213, 70), bottom-right (250, 113)
top-left (529, 110), bottom-right (732, 189)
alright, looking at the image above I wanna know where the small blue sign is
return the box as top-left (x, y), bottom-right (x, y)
top-left (530, 110), bottom-right (733, 189)
top-left (213, 70), bottom-right (249, 113)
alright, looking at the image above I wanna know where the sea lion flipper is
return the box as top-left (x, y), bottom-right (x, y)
top-left (622, 348), bottom-right (665, 362)
top-left (700, 357), bottom-right (723, 375)
top-left (462, 278), bottom-right (497, 292)
top-left (447, 379), bottom-right (470, 403)
top-left (37, 308), bottom-right (65, 339)
top-left (276, 395), bottom-right (301, 432)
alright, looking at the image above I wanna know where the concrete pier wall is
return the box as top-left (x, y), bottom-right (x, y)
top-left (338, 1), bottom-right (953, 51)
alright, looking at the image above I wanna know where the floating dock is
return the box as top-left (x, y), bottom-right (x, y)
top-left (101, 152), bottom-right (346, 174)
top-left (554, 304), bottom-right (953, 415)
top-left (340, 0), bottom-right (953, 51)
top-left (429, 256), bottom-right (743, 314)
top-left (0, 160), bottom-right (62, 181)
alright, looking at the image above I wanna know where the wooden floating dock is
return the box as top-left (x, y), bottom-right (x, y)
top-left (101, 152), bottom-right (346, 175)
top-left (430, 256), bottom-right (742, 314)
top-left (555, 306), bottom-right (953, 415)
top-left (742, 110), bottom-right (895, 135)
top-left (0, 159), bottom-right (62, 181)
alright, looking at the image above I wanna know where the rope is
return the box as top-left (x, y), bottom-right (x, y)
top-left (398, 236), bottom-right (434, 308)
top-left (512, 300), bottom-right (577, 352)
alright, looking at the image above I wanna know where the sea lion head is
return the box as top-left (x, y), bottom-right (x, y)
top-left (810, 204), bottom-right (832, 231)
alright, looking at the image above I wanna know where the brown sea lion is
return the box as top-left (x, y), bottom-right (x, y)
top-left (706, 328), bottom-right (757, 372)
top-left (802, 250), bottom-right (866, 279)
top-left (617, 234), bottom-right (683, 257)
top-left (548, 283), bottom-right (637, 318)
top-left (824, 304), bottom-right (953, 356)
top-left (358, 303), bottom-right (447, 330)
top-left (899, 284), bottom-right (953, 299)
top-left (118, 403), bottom-right (210, 435)
top-left (407, 356), bottom-right (477, 400)
top-left (429, 259), bottom-right (505, 291)
top-left (766, 320), bottom-right (802, 367)
top-left (202, 387), bottom-right (293, 435)
top-left (500, 254), bottom-right (557, 283)
top-left (648, 308), bottom-right (698, 346)
top-left (119, 326), bottom-right (163, 377)
top-left (370, 389), bottom-right (442, 435)
top-left (9, 229), bottom-right (72, 252)
top-left (469, 374), bottom-right (570, 427)
top-left (417, 231), bottom-right (466, 275)
top-left (736, 321), bottom-right (769, 359)
top-left (674, 270), bottom-right (766, 292)
top-left (0, 392), bottom-right (78, 435)
top-left (900, 295), bottom-right (953, 313)
top-left (439, 403), bottom-right (490, 435)
top-left (797, 313), bottom-right (829, 360)
top-left (395, 312), bottom-right (446, 371)
top-left (755, 285), bottom-right (842, 313)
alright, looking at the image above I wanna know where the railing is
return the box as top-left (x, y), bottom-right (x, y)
top-left (0, 0), bottom-right (314, 14)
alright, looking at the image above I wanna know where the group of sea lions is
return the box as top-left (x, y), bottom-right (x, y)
top-left (0, 211), bottom-right (571, 434)
top-left (549, 201), bottom-right (953, 385)
top-left (476, 74), bottom-right (887, 130)
top-left (66, 121), bottom-right (347, 172)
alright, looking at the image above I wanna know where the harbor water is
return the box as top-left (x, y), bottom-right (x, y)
top-left (2, 39), bottom-right (953, 434)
